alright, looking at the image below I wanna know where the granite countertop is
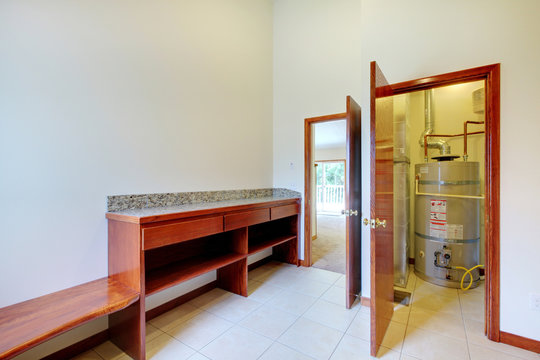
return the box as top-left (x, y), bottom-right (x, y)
top-left (106, 188), bottom-right (301, 220)
top-left (107, 195), bottom-right (299, 218)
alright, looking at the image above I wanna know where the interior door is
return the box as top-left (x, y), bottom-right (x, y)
top-left (370, 61), bottom-right (395, 356)
top-left (345, 96), bottom-right (362, 309)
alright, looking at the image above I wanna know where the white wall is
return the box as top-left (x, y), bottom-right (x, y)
top-left (3, 1), bottom-right (540, 355)
top-left (0, 0), bottom-right (273, 356)
top-left (361, 0), bottom-right (540, 341)
top-left (273, 0), bottom-right (362, 266)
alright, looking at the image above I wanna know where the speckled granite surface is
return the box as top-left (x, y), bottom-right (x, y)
top-left (107, 188), bottom-right (301, 215)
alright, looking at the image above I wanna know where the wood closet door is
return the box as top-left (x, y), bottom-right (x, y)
top-left (370, 61), bottom-right (395, 357)
top-left (345, 96), bottom-right (362, 309)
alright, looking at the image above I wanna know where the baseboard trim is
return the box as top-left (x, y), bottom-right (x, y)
top-left (299, 260), bottom-right (309, 267)
top-left (146, 280), bottom-right (218, 321)
top-left (361, 296), bottom-right (370, 307)
top-left (248, 256), bottom-right (273, 271)
top-left (500, 331), bottom-right (540, 353)
top-left (41, 330), bottom-right (109, 360)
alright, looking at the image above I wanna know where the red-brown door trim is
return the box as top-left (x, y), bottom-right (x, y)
top-left (379, 63), bottom-right (500, 342)
top-left (303, 112), bottom-right (347, 266)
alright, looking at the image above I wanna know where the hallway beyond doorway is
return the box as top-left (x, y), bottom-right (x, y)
top-left (312, 214), bottom-right (346, 274)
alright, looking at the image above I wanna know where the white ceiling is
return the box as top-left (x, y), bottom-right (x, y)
top-left (314, 120), bottom-right (346, 149)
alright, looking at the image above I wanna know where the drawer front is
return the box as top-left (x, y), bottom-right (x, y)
top-left (143, 216), bottom-right (223, 250)
top-left (270, 203), bottom-right (300, 220)
top-left (224, 208), bottom-right (270, 230)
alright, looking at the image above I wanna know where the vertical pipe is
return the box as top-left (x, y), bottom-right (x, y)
top-left (464, 122), bottom-right (468, 161)
top-left (463, 121), bottom-right (484, 162)
top-left (424, 135), bottom-right (428, 162)
top-left (420, 89), bottom-right (450, 159)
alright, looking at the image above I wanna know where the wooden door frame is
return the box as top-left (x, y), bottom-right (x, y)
top-left (377, 63), bottom-right (501, 341)
top-left (303, 112), bottom-right (347, 266)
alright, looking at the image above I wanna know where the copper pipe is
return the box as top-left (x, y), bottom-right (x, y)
top-left (464, 121), bottom-right (485, 161)
top-left (423, 131), bottom-right (485, 159)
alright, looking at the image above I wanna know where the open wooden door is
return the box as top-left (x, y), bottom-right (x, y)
top-left (345, 96), bottom-right (362, 309)
top-left (370, 62), bottom-right (395, 356)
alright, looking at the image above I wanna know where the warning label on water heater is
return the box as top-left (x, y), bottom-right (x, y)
top-left (447, 224), bottom-right (464, 239)
top-left (429, 199), bottom-right (447, 238)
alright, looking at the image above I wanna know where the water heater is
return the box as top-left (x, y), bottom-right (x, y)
top-left (414, 161), bottom-right (481, 288)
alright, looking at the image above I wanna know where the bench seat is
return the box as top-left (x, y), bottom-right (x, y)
top-left (0, 277), bottom-right (139, 359)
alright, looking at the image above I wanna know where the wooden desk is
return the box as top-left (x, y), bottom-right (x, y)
top-left (106, 197), bottom-right (300, 360)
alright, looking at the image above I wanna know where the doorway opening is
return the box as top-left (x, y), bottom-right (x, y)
top-left (305, 115), bottom-right (347, 271)
top-left (304, 96), bottom-right (362, 309)
top-left (312, 140), bottom-right (347, 273)
top-left (392, 81), bottom-right (488, 358)
top-left (370, 62), bottom-right (500, 357)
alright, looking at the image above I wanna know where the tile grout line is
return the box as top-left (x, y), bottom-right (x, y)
top-left (269, 266), bottom-right (347, 359)
top-left (189, 263), bottom-right (339, 360)
top-left (92, 348), bottom-right (106, 360)
top-left (147, 322), bottom-right (202, 359)
top-left (458, 288), bottom-right (473, 360)
top-left (99, 264), bottom-right (349, 360)
top-left (325, 300), bottom-right (363, 360)
top-left (328, 299), bottom-right (367, 359)
top-left (254, 266), bottom-right (321, 359)
top-left (399, 267), bottom-right (418, 358)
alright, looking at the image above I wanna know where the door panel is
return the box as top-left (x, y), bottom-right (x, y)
top-left (370, 62), bottom-right (395, 356)
top-left (346, 96), bottom-right (362, 309)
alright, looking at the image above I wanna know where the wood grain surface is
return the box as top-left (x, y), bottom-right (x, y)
top-left (0, 278), bottom-right (139, 359)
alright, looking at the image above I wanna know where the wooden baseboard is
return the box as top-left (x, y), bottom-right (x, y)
top-left (248, 256), bottom-right (273, 271)
top-left (361, 296), bottom-right (370, 307)
top-left (41, 330), bottom-right (109, 360)
top-left (146, 281), bottom-right (218, 321)
top-left (500, 331), bottom-right (540, 353)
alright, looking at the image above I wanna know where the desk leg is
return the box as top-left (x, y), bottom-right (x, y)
top-left (109, 298), bottom-right (145, 360)
top-left (273, 237), bottom-right (298, 265)
top-left (217, 259), bottom-right (247, 297)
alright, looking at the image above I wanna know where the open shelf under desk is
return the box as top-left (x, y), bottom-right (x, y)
top-left (248, 234), bottom-right (296, 255)
top-left (145, 252), bottom-right (246, 296)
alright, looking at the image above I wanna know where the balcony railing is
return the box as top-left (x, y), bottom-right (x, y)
top-left (316, 185), bottom-right (345, 213)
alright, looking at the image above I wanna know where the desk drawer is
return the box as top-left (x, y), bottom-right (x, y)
top-left (224, 208), bottom-right (270, 230)
top-left (143, 216), bottom-right (223, 250)
top-left (270, 204), bottom-right (300, 220)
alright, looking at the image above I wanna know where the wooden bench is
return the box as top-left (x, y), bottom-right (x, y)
top-left (0, 197), bottom-right (299, 360)
top-left (0, 277), bottom-right (139, 359)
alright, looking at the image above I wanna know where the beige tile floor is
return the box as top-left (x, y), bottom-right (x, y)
top-left (74, 262), bottom-right (540, 360)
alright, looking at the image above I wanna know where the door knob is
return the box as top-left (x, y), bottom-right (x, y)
top-left (375, 218), bottom-right (387, 228)
top-left (363, 218), bottom-right (387, 228)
